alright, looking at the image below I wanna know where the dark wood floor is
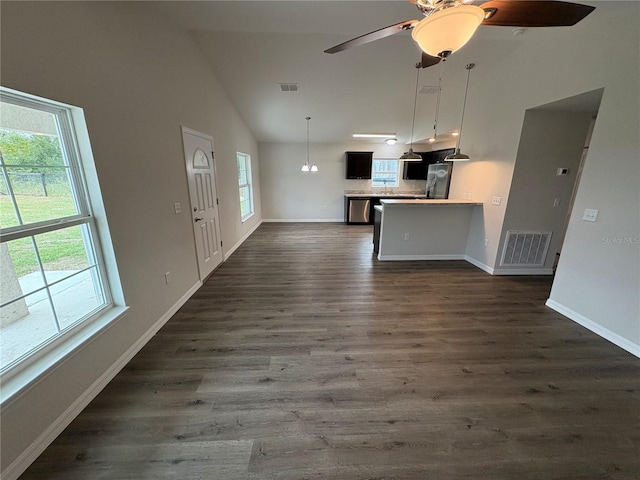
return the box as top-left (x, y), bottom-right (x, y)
top-left (20, 223), bottom-right (640, 479)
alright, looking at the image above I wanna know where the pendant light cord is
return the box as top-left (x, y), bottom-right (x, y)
top-left (306, 116), bottom-right (310, 164)
top-left (433, 76), bottom-right (442, 138)
top-left (409, 66), bottom-right (420, 149)
top-left (457, 63), bottom-right (474, 151)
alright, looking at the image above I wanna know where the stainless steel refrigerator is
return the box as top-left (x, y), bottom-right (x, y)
top-left (425, 162), bottom-right (453, 199)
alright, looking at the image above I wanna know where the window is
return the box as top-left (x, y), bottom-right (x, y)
top-left (0, 88), bottom-right (119, 380)
top-left (236, 152), bottom-right (254, 221)
top-left (372, 158), bottom-right (399, 188)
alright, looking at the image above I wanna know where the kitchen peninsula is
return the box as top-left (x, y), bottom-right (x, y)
top-left (374, 199), bottom-right (483, 260)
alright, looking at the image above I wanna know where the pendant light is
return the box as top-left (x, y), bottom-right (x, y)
top-left (399, 64), bottom-right (422, 161)
top-left (301, 116), bottom-right (318, 172)
top-left (428, 77), bottom-right (442, 143)
top-left (445, 63), bottom-right (475, 161)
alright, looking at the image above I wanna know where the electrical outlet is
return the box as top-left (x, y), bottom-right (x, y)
top-left (165, 271), bottom-right (172, 284)
top-left (404, 233), bottom-right (410, 241)
top-left (583, 208), bottom-right (598, 222)
top-left (492, 196), bottom-right (501, 206)
top-left (174, 202), bottom-right (181, 214)
top-left (484, 238), bottom-right (489, 247)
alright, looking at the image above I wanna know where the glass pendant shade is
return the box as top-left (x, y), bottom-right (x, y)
top-left (301, 163), bottom-right (310, 172)
top-left (411, 6), bottom-right (484, 57)
top-left (310, 163), bottom-right (318, 172)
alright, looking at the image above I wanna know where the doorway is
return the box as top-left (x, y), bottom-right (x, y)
top-left (181, 127), bottom-right (223, 281)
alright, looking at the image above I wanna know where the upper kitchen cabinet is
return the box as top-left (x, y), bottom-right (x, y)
top-left (402, 152), bottom-right (431, 180)
top-left (345, 151), bottom-right (373, 179)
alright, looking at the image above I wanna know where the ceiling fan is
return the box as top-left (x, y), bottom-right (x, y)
top-left (324, 0), bottom-right (595, 68)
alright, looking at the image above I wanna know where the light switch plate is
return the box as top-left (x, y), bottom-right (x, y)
top-left (492, 196), bottom-right (501, 206)
top-left (583, 208), bottom-right (598, 222)
top-left (174, 202), bottom-right (181, 214)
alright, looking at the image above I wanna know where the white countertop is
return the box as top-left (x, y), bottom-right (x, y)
top-left (380, 199), bottom-right (483, 206)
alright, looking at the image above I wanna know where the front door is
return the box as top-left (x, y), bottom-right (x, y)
top-left (181, 127), bottom-right (223, 280)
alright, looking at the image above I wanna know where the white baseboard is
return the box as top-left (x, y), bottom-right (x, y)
top-left (225, 220), bottom-right (262, 258)
top-left (464, 255), bottom-right (495, 274)
top-left (2, 281), bottom-right (202, 480)
top-left (464, 256), bottom-right (553, 276)
top-left (545, 299), bottom-right (640, 358)
top-left (378, 254), bottom-right (466, 261)
top-left (262, 218), bottom-right (344, 223)
top-left (492, 267), bottom-right (554, 275)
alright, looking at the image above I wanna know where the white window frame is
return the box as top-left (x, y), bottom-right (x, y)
top-left (371, 158), bottom-right (400, 188)
top-left (0, 87), bottom-right (127, 403)
top-left (236, 152), bottom-right (254, 222)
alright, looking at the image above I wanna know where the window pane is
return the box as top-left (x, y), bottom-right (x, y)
top-left (0, 290), bottom-right (58, 369)
top-left (239, 185), bottom-right (250, 217)
top-left (0, 171), bottom-right (20, 228)
top-left (372, 158), bottom-right (399, 188)
top-left (193, 148), bottom-right (209, 168)
top-left (1, 237), bottom-right (45, 299)
top-left (34, 224), bottom-right (94, 283)
top-left (52, 267), bottom-right (104, 330)
top-left (6, 166), bottom-right (78, 225)
top-left (237, 155), bottom-right (247, 186)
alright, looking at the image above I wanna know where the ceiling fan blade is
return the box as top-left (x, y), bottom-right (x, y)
top-left (420, 52), bottom-right (441, 68)
top-left (481, 0), bottom-right (595, 27)
top-left (324, 20), bottom-right (418, 54)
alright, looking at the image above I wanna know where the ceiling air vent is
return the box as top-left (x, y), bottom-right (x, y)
top-left (279, 83), bottom-right (300, 92)
top-left (419, 85), bottom-right (440, 95)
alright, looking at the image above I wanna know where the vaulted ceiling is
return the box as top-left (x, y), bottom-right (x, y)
top-left (152, 0), bottom-right (601, 145)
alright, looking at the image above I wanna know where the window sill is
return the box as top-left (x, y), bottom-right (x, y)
top-left (0, 305), bottom-right (129, 406)
top-left (241, 212), bottom-right (255, 223)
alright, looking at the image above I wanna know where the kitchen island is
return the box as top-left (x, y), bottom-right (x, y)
top-left (375, 199), bottom-right (482, 260)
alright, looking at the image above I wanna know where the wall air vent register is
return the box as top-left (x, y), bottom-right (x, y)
top-left (500, 230), bottom-right (552, 267)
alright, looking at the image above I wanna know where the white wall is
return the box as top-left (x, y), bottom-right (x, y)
top-left (497, 109), bottom-right (594, 272)
top-left (259, 140), bottom-right (455, 221)
top-left (0, 1), bottom-right (261, 476)
top-left (447, 2), bottom-right (639, 353)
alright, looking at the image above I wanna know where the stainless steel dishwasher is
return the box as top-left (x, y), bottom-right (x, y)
top-left (348, 198), bottom-right (371, 223)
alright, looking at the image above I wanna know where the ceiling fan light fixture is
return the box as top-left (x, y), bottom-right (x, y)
top-left (411, 5), bottom-right (485, 58)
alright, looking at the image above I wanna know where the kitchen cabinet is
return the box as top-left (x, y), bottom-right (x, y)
top-left (345, 151), bottom-right (373, 179)
top-left (402, 152), bottom-right (430, 180)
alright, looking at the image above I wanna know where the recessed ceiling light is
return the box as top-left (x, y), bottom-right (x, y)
top-left (451, 131), bottom-right (460, 137)
top-left (428, 137), bottom-right (436, 143)
top-left (353, 133), bottom-right (396, 138)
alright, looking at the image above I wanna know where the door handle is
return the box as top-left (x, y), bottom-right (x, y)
top-left (194, 217), bottom-right (203, 222)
